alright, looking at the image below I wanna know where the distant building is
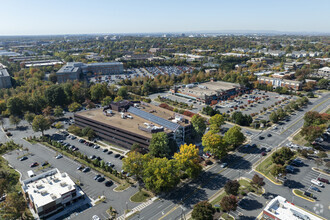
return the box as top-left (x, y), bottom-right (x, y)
top-left (235, 64), bottom-right (248, 69)
top-left (257, 76), bottom-right (302, 90)
top-left (149, 48), bottom-right (175, 53)
top-left (23, 60), bottom-right (63, 68)
top-left (56, 62), bottom-right (123, 83)
top-left (205, 68), bottom-right (217, 74)
top-left (262, 50), bottom-right (286, 57)
top-left (272, 71), bottom-right (295, 79)
top-left (263, 196), bottom-right (322, 220)
top-left (22, 168), bottom-right (84, 219)
top-left (220, 52), bottom-right (249, 57)
top-left (119, 54), bottom-right (154, 61)
top-left (74, 101), bottom-right (192, 149)
top-left (173, 53), bottom-right (204, 62)
top-left (0, 65), bottom-right (12, 89)
top-left (318, 67), bottom-right (330, 77)
top-left (171, 80), bottom-right (247, 104)
top-left (248, 57), bottom-right (274, 64)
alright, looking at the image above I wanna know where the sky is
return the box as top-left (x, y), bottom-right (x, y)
top-left (0, 0), bottom-right (330, 35)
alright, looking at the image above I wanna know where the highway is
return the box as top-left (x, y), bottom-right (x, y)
top-left (129, 93), bottom-right (330, 220)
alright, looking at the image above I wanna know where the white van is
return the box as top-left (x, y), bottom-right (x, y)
top-left (311, 179), bottom-right (324, 187)
top-left (27, 170), bottom-right (35, 178)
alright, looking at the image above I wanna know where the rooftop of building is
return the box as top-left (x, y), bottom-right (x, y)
top-left (57, 61), bottom-right (123, 73)
top-left (178, 81), bottom-right (241, 98)
top-left (75, 102), bottom-right (191, 138)
top-left (257, 76), bottom-right (301, 84)
top-left (22, 169), bottom-right (83, 209)
top-left (264, 196), bottom-right (322, 220)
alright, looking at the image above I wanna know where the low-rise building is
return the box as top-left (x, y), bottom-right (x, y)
top-left (74, 101), bottom-right (192, 149)
top-left (23, 60), bottom-right (63, 67)
top-left (56, 62), bottom-right (123, 83)
top-left (318, 67), bottom-right (330, 77)
top-left (257, 76), bottom-right (302, 90)
top-left (22, 168), bottom-right (84, 219)
top-left (0, 65), bottom-right (12, 89)
top-left (171, 80), bottom-right (247, 104)
top-left (263, 196), bottom-right (322, 220)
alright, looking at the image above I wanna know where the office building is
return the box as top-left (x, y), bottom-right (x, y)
top-left (263, 196), bottom-right (322, 220)
top-left (257, 76), bottom-right (302, 90)
top-left (171, 80), bottom-right (246, 104)
top-left (56, 62), bottom-right (123, 83)
top-left (0, 65), bottom-right (12, 89)
top-left (74, 100), bottom-right (192, 149)
top-left (22, 168), bottom-right (84, 219)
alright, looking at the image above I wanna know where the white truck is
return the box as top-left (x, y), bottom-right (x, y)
top-left (27, 170), bottom-right (35, 178)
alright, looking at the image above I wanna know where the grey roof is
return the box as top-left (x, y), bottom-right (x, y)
top-left (0, 68), bottom-right (10, 77)
top-left (128, 107), bottom-right (180, 131)
top-left (86, 62), bottom-right (122, 66)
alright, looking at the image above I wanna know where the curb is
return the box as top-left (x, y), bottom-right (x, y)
top-left (253, 169), bottom-right (282, 186)
top-left (292, 189), bottom-right (315, 203)
top-left (312, 167), bottom-right (330, 177)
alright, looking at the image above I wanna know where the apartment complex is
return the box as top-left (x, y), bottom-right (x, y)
top-left (56, 62), bottom-right (123, 83)
top-left (257, 76), bottom-right (302, 90)
top-left (74, 100), bottom-right (192, 149)
top-left (0, 65), bottom-right (12, 89)
top-left (171, 81), bottom-right (246, 104)
top-left (22, 168), bottom-right (84, 219)
top-left (263, 196), bottom-right (322, 220)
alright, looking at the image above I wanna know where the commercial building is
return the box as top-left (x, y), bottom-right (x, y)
top-left (257, 76), bottom-right (302, 91)
top-left (318, 67), bottom-right (330, 78)
top-left (171, 80), bottom-right (246, 104)
top-left (22, 168), bottom-right (84, 219)
top-left (74, 101), bottom-right (192, 149)
top-left (0, 65), bottom-right (12, 89)
top-left (56, 62), bottom-right (123, 83)
top-left (263, 196), bottom-right (322, 220)
top-left (23, 60), bottom-right (63, 68)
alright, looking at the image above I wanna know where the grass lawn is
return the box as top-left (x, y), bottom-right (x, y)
top-left (255, 153), bottom-right (282, 184)
top-left (292, 131), bottom-right (308, 146)
top-left (326, 108), bottom-right (330, 114)
top-left (221, 213), bottom-right (234, 220)
top-left (114, 182), bottom-right (131, 191)
top-left (211, 191), bottom-right (226, 206)
top-left (130, 190), bottom-right (152, 203)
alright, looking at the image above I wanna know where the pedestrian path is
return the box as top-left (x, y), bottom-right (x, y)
top-left (117, 197), bottom-right (158, 220)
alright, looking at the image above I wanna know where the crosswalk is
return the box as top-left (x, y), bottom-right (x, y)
top-left (117, 198), bottom-right (157, 220)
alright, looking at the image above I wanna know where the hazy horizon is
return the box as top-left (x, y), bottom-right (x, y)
top-left (1, 0), bottom-right (330, 35)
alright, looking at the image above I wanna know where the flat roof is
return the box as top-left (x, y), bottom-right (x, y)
top-left (22, 169), bottom-right (83, 209)
top-left (264, 196), bottom-right (322, 220)
top-left (76, 103), bottom-right (190, 138)
top-left (0, 68), bottom-right (10, 77)
top-left (179, 81), bottom-right (240, 98)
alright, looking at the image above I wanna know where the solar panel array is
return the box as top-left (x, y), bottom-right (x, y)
top-left (128, 107), bottom-right (180, 131)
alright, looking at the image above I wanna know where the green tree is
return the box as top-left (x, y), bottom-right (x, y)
top-left (224, 180), bottom-right (240, 196)
top-left (277, 107), bottom-right (286, 120)
top-left (270, 164), bottom-right (286, 177)
top-left (53, 106), bottom-right (64, 118)
top-left (269, 112), bottom-right (279, 123)
top-left (123, 151), bottom-right (151, 180)
top-left (174, 143), bottom-right (202, 178)
top-left (143, 157), bottom-right (179, 193)
top-left (90, 83), bottom-right (108, 102)
top-left (68, 102), bottom-right (82, 112)
top-left (114, 96), bottom-right (123, 102)
top-left (32, 115), bottom-right (51, 136)
top-left (191, 201), bottom-right (215, 220)
top-left (24, 112), bottom-right (35, 126)
top-left (9, 115), bottom-right (21, 129)
top-left (209, 114), bottom-right (225, 132)
top-left (223, 125), bottom-right (245, 149)
top-left (251, 174), bottom-right (265, 188)
top-left (7, 97), bottom-right (23, 116)
top-left (101, 96), bottom-right (113, 106)
top-left (149, 132), bottom-right (170, 158)
top-left (301, 125), bottom-right (326, 143)
top-left (1, 192), bottom-right (28, 220)
top-left (54, 122), bottom-right (63, 130)
top-left (191, 114), bottom-right (206, 137)
top-left (117, 86), bottom-right (128, 98)
top-left (202, 131), bottom-right (228, 159)
top-left (317, 79), bottom-right (329, 89)
top-left (44, 84), bottom-right (66, 107)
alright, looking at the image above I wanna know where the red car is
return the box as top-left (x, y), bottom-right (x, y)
top-left (318, 177), bottom-right (329, 184)
top-left (261, 152), bottom-right (266, 156)
top-left (30, 162), bottom-right (39, 168)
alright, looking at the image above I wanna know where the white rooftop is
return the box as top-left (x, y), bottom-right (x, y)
top-left (264, 196), bottom-right (322, 220)
top-left (22, 168), bottom-right (82, 208)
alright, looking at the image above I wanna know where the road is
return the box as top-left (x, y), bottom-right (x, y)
top-left (129, 93), bottom-right (330, 220)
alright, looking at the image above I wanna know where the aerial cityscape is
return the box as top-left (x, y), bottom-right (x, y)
top-left (0, 1), bottom-right (329, 220)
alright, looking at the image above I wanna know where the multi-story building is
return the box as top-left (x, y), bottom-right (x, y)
top-left (318, 67), bottom-right (330, 78)
top-left (56, 62), bottom-right (123, 83)
top-left (263, 196), bottom-right (322, 220)
top-left (257, 76), bottom-right (302, 90)
top-left (22, 168), bottom-right (84, 219)
top-left (0, 65), bottom-right (12, 89)
top-left (171, 80), bottom-right (247, 104)
top-left (74, 100), bottom-right (192, 149)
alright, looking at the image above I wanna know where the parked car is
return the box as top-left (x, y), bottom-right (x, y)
top-left (114, 154), bottom-right (120, 158)
top-left (267, 133), bottom-right (272, 137)
top-left (78, 139), bottom-right (84, 143)
top-left (251, 144), bottom-right (257, 148)
top-left (220, 163), bottom-right (228, 168)
top-left (317, 177), bottom-right (329, 184)
top-left (41, 162), bottom-right (48, 166)
top-left (105, 180), bottom-right (113, 187)
top-left (30, 162), bottom-right (39, 167)
top-left (310, 186), bottom-right (321, 192)
top-left (102, 149), bottom-right (108, 153)
top-left (261, 152), bottom-right (266, 156)
top-left (259, 136), bottom-right (264, 140)
top-left (94, 174), bottom-right (101, 180)
top-left (55, 154), bottom-right (63, 159)
top-left (119, 155), bottom-right (124, 160)
top-left (311, 179), bottom-right (324, 187)
top-left (92, 215), bottom-right (100, 220)
top-left (19, 156), bottom-right (28, 161)
top-left (93, 145), bottom-right (100, 149)
top-left (107, 151), bottom-right (113, 155)
top-left (89, 155), bottom-right (96, 160)
top-left (285, 165), bottom-right (295, 173)
top-left (82, 167), bottom-right (90, 172)
top-left (77, 165), bottom-right (84, 170)
top-left (97, 176), bottom-right (105, 182)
